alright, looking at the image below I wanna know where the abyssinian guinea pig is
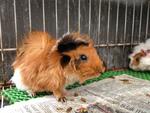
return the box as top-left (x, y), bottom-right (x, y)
top-left (11, 31), bottom-right (105, 101)
top-left (129, 38), bottom-right (150, 71)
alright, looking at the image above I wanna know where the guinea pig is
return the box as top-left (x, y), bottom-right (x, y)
top-left (129, 38), bottom-right (150, 71)
top-left (11, 31), bottom-right (105, 102)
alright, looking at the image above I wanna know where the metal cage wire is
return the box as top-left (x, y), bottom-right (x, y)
top-left (0, 0), bottom-right (150, 82)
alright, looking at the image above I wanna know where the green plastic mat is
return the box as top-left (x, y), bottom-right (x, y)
top-left (2, 69), bottom-right (150, 104)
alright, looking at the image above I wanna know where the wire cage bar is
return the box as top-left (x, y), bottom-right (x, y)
top-left (0, 0), bottom-right (149, 83)
top-left (55, 0), bottom-right (58, 37)
top-left (131, 1), bottom-right (136, 48)
top-left (138, 2), bottom-right (143, 43)
top-left (42, 0), bottom-right (45, 32)
top-left (78, 0), bottom-right (81, 32)
top-left (28, 0), bottom-right (32, 32)
top-left (145, 1), bottom-right (150, 40)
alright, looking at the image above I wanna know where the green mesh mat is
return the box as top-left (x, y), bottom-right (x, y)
top-left (2, 69), bottom-right (150, 104)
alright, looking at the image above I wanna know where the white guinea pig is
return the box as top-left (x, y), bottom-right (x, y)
top-left (129, 38), bottom-right (150, 71)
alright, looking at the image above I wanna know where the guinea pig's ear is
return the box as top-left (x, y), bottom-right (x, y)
top-left (141, 49), bottom-right (146, 56)
top-left (88, 40), bottom-right (94, 47)
top-left (57, 33), bottom-right (89, 53)
top-left (60, 55), bottom-right (71, 68)
top-left (132, 52), bottom-right (143, 66)
top-left (57, 34), bottom-right (88, 53)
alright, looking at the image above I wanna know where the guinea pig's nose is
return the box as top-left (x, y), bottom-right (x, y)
top-left (102, 62), bottom-right (107, 72)
top-left (101, 66), bottom-right (106, 73)
top-left (94, 66), bottom-right (105, 74)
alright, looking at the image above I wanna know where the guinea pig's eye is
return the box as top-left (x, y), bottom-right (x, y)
top-left (135, 57), bottom-right (140, 62)
top-left (80, 54), bottom-right (87, 61)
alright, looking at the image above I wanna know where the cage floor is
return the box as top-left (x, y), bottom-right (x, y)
top-left (2, 69), bottom-right (150, 104)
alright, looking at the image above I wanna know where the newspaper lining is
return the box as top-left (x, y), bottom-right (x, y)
top-left (1, 74), bottom-right (150, 113)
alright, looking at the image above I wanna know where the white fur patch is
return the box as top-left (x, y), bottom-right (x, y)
top-left (65, 74), bottom-right (79, 86)
top-left (11, 68), bottom-right (28, 91)
top-left (138, 56), bottom-right (150, 70)
top-left (129, 38), bottom-right (150, 71)
top-left (129, 55), bottom-right (150, 71)
top-left (132, 39), bottom-right (150, 55)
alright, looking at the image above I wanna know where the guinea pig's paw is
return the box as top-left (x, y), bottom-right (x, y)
top-left (53, 89), bottom-right (67, 102)
top-left (27, 90), bottom-right (36, 97)
top-left (58, 96), bottom-right (67, 102)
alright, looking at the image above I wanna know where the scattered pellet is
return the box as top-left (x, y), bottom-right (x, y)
top-left (56, 107), bottom-right (63, 111)
top-left (120, 79), bottom-right (129, 81)
top-left (120, 79), bottom-right (131, 84)
top-left (80, 97), bottom-right (86, 103)
top-left (66, 107), bottom-right (72, 113)
top-left (109, 76), bottom-right (115, 79)
top-left (77, 107), bottom-right (88, 113)
top-left (74, 92), bottom-right (79, 97)
top-left (146, 93), bottom-right (150, 97)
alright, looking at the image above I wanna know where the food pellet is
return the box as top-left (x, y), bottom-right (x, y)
top-left (66, 107), bottom-right (72, 113)
top-left (80, 98), bottom-right (86, 103)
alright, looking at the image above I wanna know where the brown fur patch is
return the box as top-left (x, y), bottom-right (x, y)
top-left (12, 31), bottom-right (105, 99)
top-left (132, 50), bottom-right (146, 66)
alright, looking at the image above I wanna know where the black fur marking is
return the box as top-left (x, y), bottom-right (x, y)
top-left (57, 35), bottom-right (88, 53)
top-left (60, 55), bottom-right (71, 68)
top-left (74, 59), bottom-right (81, 70)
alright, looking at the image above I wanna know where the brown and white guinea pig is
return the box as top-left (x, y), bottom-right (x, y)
top-left (129, 38), bottom-right (150, 71)
top-left (11, 31), bottom-right (105, 101)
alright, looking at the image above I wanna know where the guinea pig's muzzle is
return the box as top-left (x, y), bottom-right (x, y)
top-left (100, 61), bottom-right (107, 73)
top-left (93, 65), bottom-right (106, 76)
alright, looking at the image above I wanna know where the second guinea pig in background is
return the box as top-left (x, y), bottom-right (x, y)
top-left (11, 31), bottom-right (106, 102)
top-left (129, 38), bottom-right (150, 71)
